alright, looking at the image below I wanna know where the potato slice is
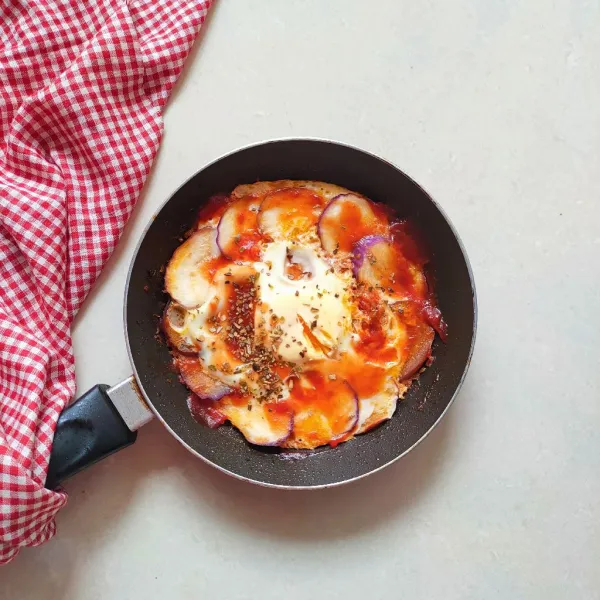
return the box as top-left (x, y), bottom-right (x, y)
top-left (165, 228), bottom-right (220, 308)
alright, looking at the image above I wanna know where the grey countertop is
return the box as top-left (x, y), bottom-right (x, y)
top-left (4, 1), bottom-right (599, 598)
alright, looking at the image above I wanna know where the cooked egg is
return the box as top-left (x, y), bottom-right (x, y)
top-left (256, 242), bottom-right (351, 362)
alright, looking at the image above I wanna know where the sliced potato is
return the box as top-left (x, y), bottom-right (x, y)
top-left (216, 197), bottom-right (262, 260)
top-left (352, 235), bottom-right (426, 299)
top-left (258, 188), bottom-right (326, 241)
top-left (355, 377), bottom-right (399, 434)
top-left (282, 374), bottom-right (358, 449)
top-left (398, 325), bottom-right (435, 381)
top-left (318, 193), bottom-right (388, 253)
top-left (176, 355), bottom-right (232, 400)
top-left (161, 301), bottom-right (199, 355)
top-left (221, 400), bottom-right (294, 446)
top-left (165, 228), bottom-right (220, 309)
top-left (187, 394), bottom-right (227, 428)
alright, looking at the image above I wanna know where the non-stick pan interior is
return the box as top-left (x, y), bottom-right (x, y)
top-left (126, 139), bottom-right (476, 488)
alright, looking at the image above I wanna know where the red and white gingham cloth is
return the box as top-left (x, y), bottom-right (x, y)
top-left (0, 0), bottom-right (212, 564)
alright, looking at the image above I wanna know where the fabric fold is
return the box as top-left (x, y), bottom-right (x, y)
top-left (0, 0), bottom-right (211, 564)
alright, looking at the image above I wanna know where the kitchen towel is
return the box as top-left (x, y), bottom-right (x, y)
top-left (0, 0), bottom-right (212, 564)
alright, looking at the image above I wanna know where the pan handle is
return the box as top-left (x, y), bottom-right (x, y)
top-left (46, 377), bottom-right (153, 489)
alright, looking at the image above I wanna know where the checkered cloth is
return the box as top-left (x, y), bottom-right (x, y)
top-left (0, 0), bottom-right (211, 564)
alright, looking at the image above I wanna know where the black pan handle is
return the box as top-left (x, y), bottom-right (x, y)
top-left (46, 384), bottom-right (138, 489)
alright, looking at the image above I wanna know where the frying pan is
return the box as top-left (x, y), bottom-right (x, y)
top-left (46, 139), bottom-right (477, 490)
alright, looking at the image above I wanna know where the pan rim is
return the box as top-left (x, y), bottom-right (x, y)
top-left (124, 136), bottom-right (478, 490)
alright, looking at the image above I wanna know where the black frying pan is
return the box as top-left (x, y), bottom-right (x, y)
top-left (46, 139), bottom-right (476, 490)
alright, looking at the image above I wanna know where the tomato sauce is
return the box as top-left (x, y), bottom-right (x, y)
top-left (196, 193), bottom-right (231, 224)
top-left (285, 261), bottom-right (305, 280)
top-left (201, 255), bottom-right (230, 280)
top-left (261, 188), bottom-right (326, 235)
top-left (379, 219), bottom-right (431, 298)
top-left (421, 301), bottom-right (448, 341)
top-left (273, 363), bottom-right (293, 381)
top-left (390, 220), bottom-right (429, 267)
top-left (233, 234), bottom-right (262, 261)
top-left (335, 200), bottom-right (388, 252)
top-left (288, 371), bottom-right (357, 445)
top-left (369, 243), bottom-right (423, 298)
top-left (219, 392), bottom-right (249, 409)
top-left (263, 400), bottom-right (294, 431)
top-left (228, 197), bottom-right (263, 261)
top-left (353, 296), bottom-right (398, 365)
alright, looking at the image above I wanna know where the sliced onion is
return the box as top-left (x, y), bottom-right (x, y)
top-left (352, 235), bottom-right (426, 298)
top-left (351, 235), bottom-right (390, 280)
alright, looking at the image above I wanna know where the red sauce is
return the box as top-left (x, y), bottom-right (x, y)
top-left (384, 220), bottom-right (440, 303)
top-left (390, 220), bottom-right (429, 267)
top-left (187, 394), bottom-right (227, 428)
top-left (421, 301), bottom-right (448, 341)
top-left (393, 295), bottom-right (448, 342)
top-left (196, 193), bottom-right (231, 224)
top-left (356, 288), bottom-right (380, 312)
top-left (336, 357), bottom-right (387, 399)
top-left (234, 235), bottom-right (262, 261)
top-left (219, 392), bottom-right (249, 408)
top-left (202, 255), bottom-right (231, 279)
top-left (371, 200), bottom-right (396, 223)
top-left (354, 323), bottom-right (398, 364)
top-left (353, 291), bottom-right (398, 365)
top-left (227, 197), bottom-right (263, 261)
top-left (273, 363), bottom-right (293, 381)
top-left (263, 187), bottom-right (325, 210)
top-left (378, 243), bottom-right (424, 298)
top-left (288, 371), bottom-right (357, 445)
top-left (285, 261), bottom-right (305, 280)
top-left (261, 188), bottom-right (326, 234)
top-left (263, 400), bottom-right (294, 431)
top-left (334, 200), bottom-right (388, 252)
top-left (393, 231), bottom-right (448, 338)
